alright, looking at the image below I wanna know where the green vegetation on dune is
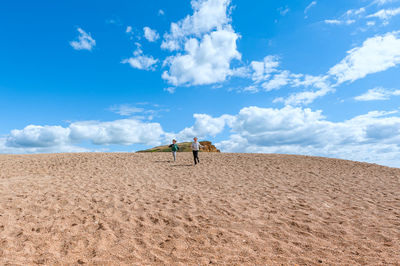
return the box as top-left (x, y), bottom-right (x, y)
top-left (137, 141), bottom-right (220, 153)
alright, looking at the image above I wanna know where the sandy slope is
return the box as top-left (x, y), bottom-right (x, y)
top-left (0, 153), bottom-right (399, 265)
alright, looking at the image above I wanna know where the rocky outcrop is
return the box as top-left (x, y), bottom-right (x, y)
top-left (198, 141), bottom-right (220, 152)
top-left (137, 141), bottom-right (220, 153)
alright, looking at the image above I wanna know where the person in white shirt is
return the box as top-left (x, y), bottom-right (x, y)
top-left (191, 137), bottom-right (203, 165)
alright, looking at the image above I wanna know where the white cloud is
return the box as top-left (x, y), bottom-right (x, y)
top-left (109, 103), bottom-right (168, 121)
top-left (162, 28), bottom-right (241, 86)
top-left (242, 85), bottom-right (259, 93)
top-left (227, 106), bottom-right (327, 145)
top-left (275, 75), bottom-right (334, 105)
top-left (265, 32), bottom-right (400, 103)
top-left (126, 26), bottom-right (133, 33)
top-left (243, 31), bottom-right (400, 105)
top-left (69, 119), bottom-right (163, 146)
top-left (323, 6), bottom-right (365, 26)
top-left (122, 55), bottom-right (158, 70)
top-left (70, 28), bottom-right (96, 51)
top-left (2, 106), bottom-right (400, 167)
top-left (278, 6), bottom-right (290, 16)
top-left (261, 71), bottom-right (291, 91)
top-left (245, 56), bottom-right (334, 105)
top-left (161, 0), bottom-right (232, 51)
top-left (329, 31), bottom-right (400, 84)
top-left (324, 19), bottom-right (356, 25)
top-left (323, 2), bottom-right (399, 27)
top-left (230, 66), bottom-right (250, 78)
top-left (354, 87), bottom-right (400, 101)
top-left (274, 87), bottom-right (333, 106)
top-left (160, 38), bottom-right (181, 52)
top-left (367, 7), bottom-right (400, 20)
top-left (6, 125), bottom-right (71, 148)
top-left (158, 9), bottom-right (165, 16)
top-left (304, 1), bottom-right (317, 16)
top-left (2, 113), bottom-right (232, 154)
top-left (373, 0), bottom-right (399, 6)
top-left (160, 0), bottom-right (241, 87)
top-left (2, 118), bottom-right (166, 152)
top-left (143, 27), bottom-right (160, 42)
top-left (164, 87), bottom-right (176, 94)
top-left (346, 7), bottom-right (366, 16)
top-left (250, 55), bottom-right (279, 82)
top-left (109, 105), bottom-right (145, 116)
top-left (0, 137), bottom-right (89, 154)
top-left (122, 46), bottom-right (158, 71)
top-left (169, 113), bottom-right (234, 142)
top-left (215, 106), bottom-right (400, 167)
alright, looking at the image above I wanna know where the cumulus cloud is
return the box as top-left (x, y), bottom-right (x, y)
top-left (161, 0), bottom-right (232, 51)
top-left (243, 9), bottom-right (399, 105)
top-left (242, 85), bottom-right (259, 93)
top-left (244, 31), bottom-right (400, 105)
top-left (69, 119), bottom-right (163, 146)
top-left (162, 28), bottom-right (240, 86)
top-left (329, 31), bottom-right (400, 84)
top-left (215, 106), bottom-right (400, 167)
top-left (2, 106), bottom-right (400, 167)
top-left (247, 56), bottom-right (301, 92)
top-left (160, 0), bottom-right (241, 87)
top-left (227, 106), bottom-right (327, 146)
top-left (122, 45), bottom-right (158, 71)
top-left (6, 125), bottom-right (71, 148)
top-left (143, 27), bottom-right (160, 42)
top-left (275, 75), bottom-right (334, 105)
top-left (2, 114), bottom-right (232, 154)
top-left (167, 113), bottom-right (234, 142)
top-left (244, 55), bottom-right (335, 105)
top-left (2, 119), bottom-right (166, 153)
top-left (261, 71), bottom-right (292, 91)
top-left (70, 28), bottom-right (96, 51)
top-left (0, 137), bottom-right (89, 154)
top-left (250, 56), bottom-right (280, 82)
top-left (354, 87), bottom-right (400, 101)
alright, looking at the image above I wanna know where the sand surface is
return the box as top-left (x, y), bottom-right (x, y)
top-left (0, 153), bottom-right (399, 265)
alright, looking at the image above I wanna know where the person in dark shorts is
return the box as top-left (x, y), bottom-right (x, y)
top-left (168, 139), bottom-right (179, 161)
top-left (191, 137), bottom-right (203, 165)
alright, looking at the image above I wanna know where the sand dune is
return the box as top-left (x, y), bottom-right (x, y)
top-left (0, 153), bottom-right (399, 265)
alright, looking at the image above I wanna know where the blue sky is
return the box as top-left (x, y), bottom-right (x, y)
top-left (1, 0), bottom-right (400, 167)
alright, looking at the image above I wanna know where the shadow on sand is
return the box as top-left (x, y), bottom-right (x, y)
top-left (170, 164), bottom-right (194, 167)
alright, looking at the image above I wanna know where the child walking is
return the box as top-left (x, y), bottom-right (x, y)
top-left (169, 139), bottom-right (179, 161)
top-left (191, 137), bottom-right (203, 165)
